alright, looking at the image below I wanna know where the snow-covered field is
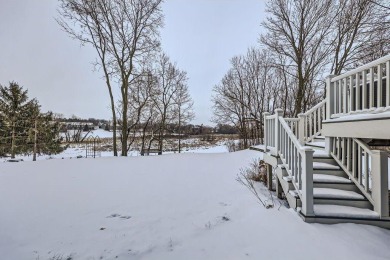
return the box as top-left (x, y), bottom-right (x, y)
top-left (2, 141), bottom-right (229, 162)
top-left (1, 150), bottom-right (390, 260)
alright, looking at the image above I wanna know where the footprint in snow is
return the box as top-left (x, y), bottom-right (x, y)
top-left (107, 213), bottom-right (121, 218)
top-left (107, 213), bottom-right (132, 219)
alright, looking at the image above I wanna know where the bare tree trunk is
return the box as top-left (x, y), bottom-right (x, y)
top-left (121, 82), bottom-right (129, 156)
top-left (108, 81), bottom-right (118, 156)
top-left (11, 122), bottom-right (15, 159)
top-left (33, 118), bottom-right (37, 161)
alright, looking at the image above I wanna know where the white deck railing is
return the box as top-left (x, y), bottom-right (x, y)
top-left (326, 54), bottom-right (390, 119)
top-left (264, 109), bottom-right (315, 216)
top-left (298, 100), bottom-right (326, 144)
top-left (284, 118), bottom-right (300, 136)
top-left (330, 137), bottom-right (389, 217)
top-left (263, 112), bottom-right (277, 154)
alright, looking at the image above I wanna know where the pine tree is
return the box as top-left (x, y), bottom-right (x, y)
top-left (0, 82), bottom-right (63, 159)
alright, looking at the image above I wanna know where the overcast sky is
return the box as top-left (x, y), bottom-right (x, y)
top-left (0, 0), bottom-right (266, 124)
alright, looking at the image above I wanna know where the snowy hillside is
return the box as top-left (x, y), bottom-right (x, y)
top-left (1, 150), bottom-right (390, 260)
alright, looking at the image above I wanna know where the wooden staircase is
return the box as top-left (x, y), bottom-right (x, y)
top-left (260, 55), bottom-right (390, 228)
top-left (273, 139), bottom-right (390, 227)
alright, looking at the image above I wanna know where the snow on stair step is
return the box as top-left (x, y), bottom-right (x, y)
top-left (313, 149), bottom-right (330, 158)
top-left (314, 205), bottom-right (379, 219)
top-left (313, 174), bottom-right (351, 184)
top-left (313, 162), bottom-right (340, 170)
top-left (307, 141), bottom-right (325, 148)
top-left (314, 188), bottom-right (364, 200)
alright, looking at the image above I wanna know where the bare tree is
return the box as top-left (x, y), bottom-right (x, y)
top-left (172, 82), bottom-right (194, 153)
top-left (330, 0), bottom-right (379, 74)
top-left (125, 67), bottom-right (158, 153)
top-left (152, 54), bottom-right (187, 154)
top-left (212, 48), bottom-right (280, 146)
top-left (351, 0), bottom-right (390, 65)
top-left (260, 0), bottom-right (335, 116)
top-left (57, 0), bottom-right (164, 156)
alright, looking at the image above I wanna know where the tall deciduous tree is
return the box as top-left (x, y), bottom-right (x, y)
top-left (57, 0), bottom-right (164, 156)
top-left (260, 0), bottom-right (335, 116)
top-left (152, 54), bottom-right (188, 154)
top-left (173, 81), bottom-right (194, 153)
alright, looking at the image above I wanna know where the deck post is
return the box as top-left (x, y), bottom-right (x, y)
top-left (275, 167), bottom-right (283, 199)
top-left (266, 164), bottom-right (273, 191)
top-left (298, 113), bottom-right (305, 145)
top-left (301, 148), bottom-right (315, 217)
top-left (326, 75), bottom-right (336, 120)
top-left (263, 112), bottom-right (270, 152)
top-left (371, 150), bottom-right (389, 218)
top-left (274, 109), bottom-right (283, 154)
top-left (324, 137), bottom-right (332, 155)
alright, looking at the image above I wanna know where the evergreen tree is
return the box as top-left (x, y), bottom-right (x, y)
top-left (0, 82), bottom-right (37, 158)
top-left (29, 111), bottom-right (63, 159)
top-left (0, 82), bottom-right (63, 159)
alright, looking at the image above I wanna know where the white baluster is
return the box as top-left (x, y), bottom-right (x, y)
top-left (356, 72), bottom-right (361, 111)
top-left (386, 61), bottom-right (390, 107)
top-left (362, 70), bottom-right (367, 109)
top-left (370, 67), bottom-right (375, 108)
top-left (377, 64), bottom-right (383, 107)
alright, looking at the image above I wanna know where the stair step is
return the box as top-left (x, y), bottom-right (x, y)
top-left (314, 188), bottom-right (364, 200)
top-left (306, 141), bottom-right (325, 149)
top-left (288, 190), bottom-right (371, 209)
top-left (285, 174), bottom-right (351, 184)
top-left (289, 188), bottom-right (364, 200)
top-left (313, 174), bottom-right (351, 184)
top-left (313, 149), bottom-right (331, 158)
top-left (313, 205), bottom-right (379, 219)
top-left (314, 136), bottom-right (325, 140)
top-left (313, 162), bottom-right (340, 170)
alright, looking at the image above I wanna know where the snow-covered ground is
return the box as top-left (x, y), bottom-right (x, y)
top-left (1, 150), bottom-right (390, 260)
top-left (2, 141), bottom-right (229, 162)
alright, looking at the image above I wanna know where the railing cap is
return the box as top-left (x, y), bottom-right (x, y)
top-left (301, 146), bottom-right (314, 152)
top-left (275, 108), bottom-right (284, 116)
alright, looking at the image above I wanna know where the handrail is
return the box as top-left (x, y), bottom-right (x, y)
top-left (284, 118), bottom-right (300, 121)
top-left (304, 100), bottom-right (326, 116)
top-left (331, 54), bottom-right (390, 82)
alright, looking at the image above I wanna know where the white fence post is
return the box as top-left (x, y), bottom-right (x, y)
top-left (263, 112), bottom-right (270, 152)
top-left (298, 113), bottom-right (306, 145)
top-left (301, 148), bottom-right (315, 217)
top-left (274, 109), bottom-right (283, 154)
top-left (371, 150), bottom-right (389, 218)
top-left (326, 75), bottom-right (336, 120)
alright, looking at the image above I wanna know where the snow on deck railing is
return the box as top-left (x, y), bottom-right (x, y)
top-left (330, 137), bottom-right (389, 217)
top-left (326, 54), bottom-right (390, 119)
top-left (264, 109), bottom-right (315, 216)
